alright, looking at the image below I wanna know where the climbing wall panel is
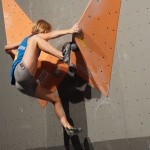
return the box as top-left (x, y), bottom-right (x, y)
top-left (72, 0), bottom-right (121, 96)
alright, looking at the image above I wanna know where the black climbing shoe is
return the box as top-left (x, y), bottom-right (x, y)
top-left (62, 42), bottom-right (72, 63)
top-left (71, 43), bottom-right (79, 52)
top-left (65, 127), bottom-right (82, 137)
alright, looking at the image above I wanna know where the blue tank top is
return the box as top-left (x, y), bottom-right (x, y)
top-left (10, 35), bottom-right (31, 85)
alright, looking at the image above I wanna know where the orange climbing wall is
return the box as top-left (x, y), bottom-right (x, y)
top-left (71, 0), bottom-right (121, 96)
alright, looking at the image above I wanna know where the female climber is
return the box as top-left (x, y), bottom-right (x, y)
top-left (4, 19), bottom-right (81, 137)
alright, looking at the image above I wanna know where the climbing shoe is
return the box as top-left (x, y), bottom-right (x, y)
top-left (65, 127), bottom-right (82, 137)
top-left (62, 42), bottom-right (72, 63)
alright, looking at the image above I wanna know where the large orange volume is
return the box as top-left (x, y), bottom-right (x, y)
top-left (71, 0), bottom-right (121, 96)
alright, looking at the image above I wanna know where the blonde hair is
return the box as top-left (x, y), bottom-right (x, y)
top-left (32, 19), bottom-right (52, 35)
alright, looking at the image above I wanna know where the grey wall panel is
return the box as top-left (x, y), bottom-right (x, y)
top-left (116, 0), bottom-right (150, 138)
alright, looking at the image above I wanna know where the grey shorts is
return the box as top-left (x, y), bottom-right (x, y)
top-left (14, 61), bottom-right (37, 97)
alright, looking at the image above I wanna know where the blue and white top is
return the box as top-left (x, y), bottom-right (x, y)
top-left (10, 35), bottom-right (31, 85)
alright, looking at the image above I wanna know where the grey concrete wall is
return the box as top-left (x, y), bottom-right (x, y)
top-left (115, 0), bottom-right (150, 139)
top-left (1, 0), bottom-right (150, 150)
